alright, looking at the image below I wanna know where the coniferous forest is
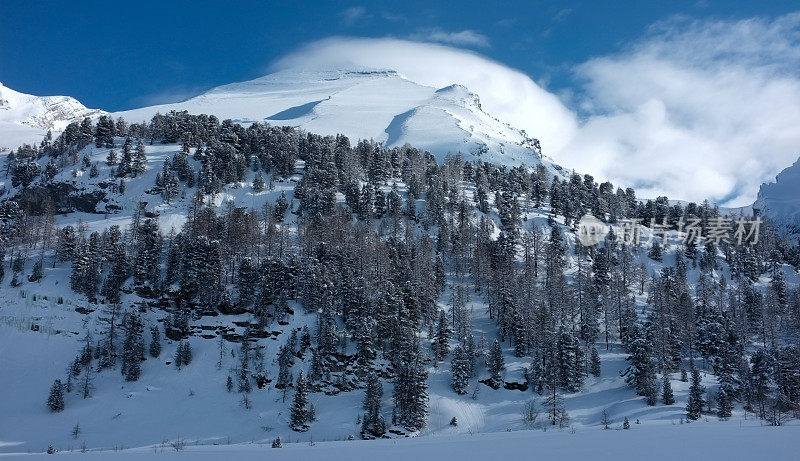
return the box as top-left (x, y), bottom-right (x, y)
top-left (2, 111), bottom-right (800, 450)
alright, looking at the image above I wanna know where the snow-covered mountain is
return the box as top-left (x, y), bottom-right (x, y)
top-left (114, 69), bottom-right (543, 166)
top-left (0, 68), bottom-right (551, 168)
top-left (753, 155), bottom-right (800, 236)
top-left (0, 82), bottom-right (104, 151)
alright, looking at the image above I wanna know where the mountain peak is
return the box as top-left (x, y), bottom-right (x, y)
top-left (115, 69), bottom-right (546, 167)
top-left (0, 83), bottom-right (104, 151)
top-left (753, 155), bottom-right (800, 236)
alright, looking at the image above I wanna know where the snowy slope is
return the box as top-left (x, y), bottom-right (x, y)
top-left (0, 82), bottom-right (104, 151)
top-left (1, 138), bottom-right (798, 457)
top-left (753, 155), bottom-right (800, 236)
top-left (114, 69), bottom-right (543, 166)
top-left (7, 421), bottom-right (800, 460)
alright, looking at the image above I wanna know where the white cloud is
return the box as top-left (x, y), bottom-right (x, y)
top-left (339, 7), bottom-right (368, 26)
top-left (409, 28), bottom-right (490, 48)
top-left (272, 37), bottom-right (578, 154)
top-left (562, 13), bottom-right (800, 206)
top-left (271, 13), bottom-right (800, 205)
top-left (129, 84), bottom-right (212, 107)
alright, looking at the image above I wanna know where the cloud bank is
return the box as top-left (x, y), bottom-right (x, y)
top-left (564, 13), bottom-right (800, 206)
top-left (273, 13), bottom-right (800, 206)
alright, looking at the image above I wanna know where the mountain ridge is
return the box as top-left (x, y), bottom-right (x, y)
top-left (112, 68), bottom-right (544, 166)
top-left (753, 155), bottom-right (800, 236)
top-left (0, 82), bottom-right (104, 151)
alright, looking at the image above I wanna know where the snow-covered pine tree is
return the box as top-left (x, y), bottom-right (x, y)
top-left (47, 379), bottom-right (65, 412)
top-left (252, 172), bottom-right (264, 192)
top-left (589, 347), bottom-right (601, 377)
top-left (686, 368), bottom-right (706, 420)
top-left (290, 371), bottom-right (310, 431)
top-left (361, 373), bottom-right (386, 438)
top-left (29, 259), bottom-right (43, 282)
top-left (622, 324), bottom-right (658, 405)
top-left (648, 240), bottom-right (663, 262)
top-left (121, 311), bottom-right (144, 381)
top-left (432, 310), bottom-right (451, 361)
top-left (487, 340), bottom-right (505, 384)
top-left (450, 345), bottom-right (472, 394)
top-left (149, 326), bottom-right (161, 358)
top-left (662, 374), bottom-right (675, 405)
top-left (106, 149), bottom-right (118, 166)
top-left (132, 139), bottom-right (147, 176)
top-left (557, 330), bottom-right (585, 392)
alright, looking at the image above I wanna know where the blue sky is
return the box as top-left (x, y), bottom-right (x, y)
top-left (1, 1), bottom-right (799, 206)
top-left (1, 0), bottom-right (795, 111)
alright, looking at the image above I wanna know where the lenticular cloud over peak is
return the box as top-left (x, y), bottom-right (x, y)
top-left (272, 37), bottom-right (579, 155)
top-left (272, 23), bottom-right (800, 207)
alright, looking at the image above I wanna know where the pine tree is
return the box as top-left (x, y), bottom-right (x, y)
top-left (290, 371), bottom-right (310, 431)
top-left (717, 386), bottom-right (733, 419)
top-left (121, 312), bottom-right (144, 381)
top-left (274, 192), bottom-right (289, 222)
top-left (450, 345), bottom-right (472, 394)
top-left (252, 172), bottom-right (264, 192)
top-left (432, 310), bottom-right (451, 361)
top-left (662, 374), bottom-right (675, 405)
top-left (149, 326), bottom-right (161, 358)
top-left (361, 373), bottom-right (386, 438)
top-left (47, 379), bottom-right (65, 412)
top-left (487, 340), bottom-right (505, 383)
top-left (648, 240), bottom-right (663, 262)
top-left (182, 342), bottom-right (192, 365)
top-left (557, 331), bottom-right (585, 392)
top-left (29, 259), bottom-right (44, 282)
top-left (589, 347), bottom-right (601, 377)
top-left (623, 326), bottom-right (658, 405)
top-left (175, 341), bottom-right (192, 369)
top-left (107, 149), bottom-right (118, 166)
top-left (132, 139), bottom-right (147, 176)
top-left (118, 138), bottom-right (133, 176)
top-left (393, 355), bottom-right (429, 430)
top-left (686, 368), bottom-right (705, 420)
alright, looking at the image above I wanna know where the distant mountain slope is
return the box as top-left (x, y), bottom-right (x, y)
top-left (114, 69), bottom-right (544, 166)
top-left (0, 82), bottom-right (104, 151)
top-left (753, 155), bottom-right (800, 236)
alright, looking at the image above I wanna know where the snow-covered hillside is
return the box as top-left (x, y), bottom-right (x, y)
top-left (0, 83), bottom-right (104, 152)
top-left (1, 128), bottom-right (798, 456)
top-left (0, 68), bottom-right (551, 171)
top-left (1, 79), bottom-right (798, 460)
top-left (8, 421), bottom-right (800, 460)
top-left (113, 69), bottom-right (544, 166)
top-left (753, 155), bottom-right (800, 237)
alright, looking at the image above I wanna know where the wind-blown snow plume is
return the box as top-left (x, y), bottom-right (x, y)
top-left (274, 14), bottom-right (800, 206)
top-left (272, 37), bottom-right (579, 155)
